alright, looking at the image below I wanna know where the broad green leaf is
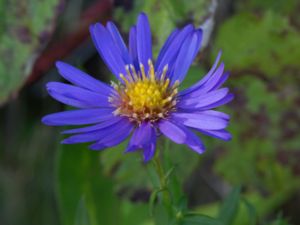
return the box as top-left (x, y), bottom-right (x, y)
top-left (56, 144), bottom-right (121, 225)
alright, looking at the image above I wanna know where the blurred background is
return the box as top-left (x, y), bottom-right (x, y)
top-left (0, 0), bottom-right (300, 225)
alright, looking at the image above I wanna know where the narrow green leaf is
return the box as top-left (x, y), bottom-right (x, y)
top-left (74, 197), bottom-right (91, 225)
top-left (217, 187), bottom-right (241, 225)
top-left (181, 215), bottom-right (223, 225)
top-left (242, 198), bottom-right (257, 225)
top-left (149, 188), bottom-right (162, 216)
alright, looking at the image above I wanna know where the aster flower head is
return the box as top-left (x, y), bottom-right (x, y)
top-left (42, 13), bottom-right (233, 161)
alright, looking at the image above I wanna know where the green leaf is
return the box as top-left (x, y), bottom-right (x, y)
top-left (217, 187), bottom-right (241, 225)
top-left (56, 144), bottom-right (121, 225)
top-left (149, 188), bottom-right (162, 216)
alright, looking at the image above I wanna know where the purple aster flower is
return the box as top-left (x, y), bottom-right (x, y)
top-left (42, 13), bottom-right (233, 162)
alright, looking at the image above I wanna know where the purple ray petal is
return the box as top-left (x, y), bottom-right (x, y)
top-left (89, 121), bottom-right (133, 150)
top-left (129, 25), bottom-right (139, 70)
top-left (183, 63), bottom-right (225, 98)
top-left (155, 28), bottom-right (179, 72)
top-left (62, 116), bottom-right (123, 134)
top-left (136, 13), bottom-right (152, 72)
top-left (179, 88), bottom-right (229, 109)
top-left (198, 129), bottom-right (232, 141)
top-left (125, 122), bottom-right (157, 161)
top-left (106, 21), bottom-right (131, 65)
top-left (126, 122), bottom-right (152, 152)
top-left (174, 122), bottom-right (205, 154)
top-left (90, 23), bottom-right (127, 80)
top-left (180, 51), bottom-right (222, 96)
top-left (198, 110), bottom-right (230, 120)
top-left (42, 108), bottom-right (115, 126)
top-left (158, 120), bottom-right (186, 144)
top-left (172, 112), bottom-right (228, 130)
top-left (56, 62), bottom-right (113, 95)
top-left (201, 93), bottom-right (234, 110)
top-left (211, 71), bottom-right (229, 90)
top-left (61, 118), bottom-right (129, 144)
top-left (143, 129), bottom-right (156, 162)
top-left (170, 29), bottom-right (203, 84)
top-left (155, 25), bottom-right (194, 77)
top-left (46, 82), bottom-right (110, 108)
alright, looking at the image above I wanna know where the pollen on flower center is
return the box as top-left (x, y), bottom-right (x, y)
top-left (109, 60), bottom-right (179, 123)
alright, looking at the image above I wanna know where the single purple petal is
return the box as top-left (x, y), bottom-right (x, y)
top-left (61, 118), bottom-right (128, 144)
top-left (178, 88), bottom-right (229, 110)
top-left (160, 119), bottom-right (205, 154)
top-left (46, 82), bottom-right (110, 108)
top-left (170, 29), bottom-right (203, 84)
top-left (174, 122), bottom-right (205, 154)
top-left (129, 25), bottom-right (139, 70)
top-left (183, 63), bottom-right (225, 98)
top-left (197, 129), bottom-right (232, 141)
top-left (211, 71), bottom-right (229, 90)
top-left (125, 122), bottom-right (157, 161)
top-left (89, 121), bottom-right (133, 150)
top-left (136, 13), bottom-right (152, 72)
top-left (155, 25), bottom-right (194, 77)
top-left (143, 129), bottom-right (156, 162)
top-left (106, 21), bottom-right (131, 64)
top-left (201, 93), bottom-right (234, 110)
top-left (180, 51), bottom-right (222, 96)
top-left (56, 62), bottom-right (113, 95)
top-left (90, 23), bottom-right (127, 80)
top-left (47, 90), bottom-right (87, 109)
top-left (155, 28), bottom-right (179, 72)
top-left (172, 112), bottom-right (228, 130)
top-left (198, 110), bottom-right (230, 120)
top-left (126, 122), bottom-right (152, 152)
top-left (62, 116), bottom-right (123, 134)
top-left (158, 120), bottom-right (186, 144)
top-left (42, 108), bottom-right (115, 126)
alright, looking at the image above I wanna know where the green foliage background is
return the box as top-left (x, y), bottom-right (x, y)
top-left (0, 0), bottom-right (300, 225)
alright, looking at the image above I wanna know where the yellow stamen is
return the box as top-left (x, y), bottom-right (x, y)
top-left (125, 65), bottom-right (134, 82)
top-left (160, 65), bottom-right (168, 81)
top-left (140, 63), bottom-right (147, 80)
top-left (148, 59), bottom-right (155, 82)
top-left (130, 64), bottom-right (139, 81)
top-left (119, 74), bottom-right (130, 86)
top-left (162, 78), bottom-right (170, 91)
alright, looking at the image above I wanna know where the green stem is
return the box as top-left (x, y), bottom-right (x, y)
top-left (153, 149), bottom-right (173, 216)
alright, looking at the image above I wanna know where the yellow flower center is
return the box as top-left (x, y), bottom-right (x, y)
top-left (126, 78), bottom-right (168, 111)
top-left (109, 60), bottom-right (178, 123)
